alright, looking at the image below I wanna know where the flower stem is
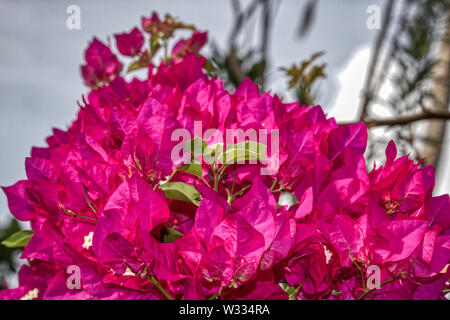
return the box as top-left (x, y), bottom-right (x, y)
top-left (59, 204), bottom-right (97, 222)
top-left (357, 274), bottom-right (400, 300)
top-left (83, 186), bottom-right (97, 213)
top-left (163, 39), bottom-right (168, 63)
top-left (148, 275), bottom-right (174, 300)
top-left (350, 253), bottom-right (366, 291)
top-left (166, 169), bottom-right (178, 183)
top-left (269, 177), bottom-right (278, 192)
top-left (213, 165), bottom-right (219, 192)
top-left (208, 287), bottom-right (222, 300)
top-left (232, 184), bottom-right (251, 198)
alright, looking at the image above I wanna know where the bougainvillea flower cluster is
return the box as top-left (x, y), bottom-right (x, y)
top-left (1, 12), bottom-right (449, 300)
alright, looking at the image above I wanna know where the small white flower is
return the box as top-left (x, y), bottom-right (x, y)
top-left (323, 245), bottom-right (333, 264)
top-left (20, 288), bottom-right (39, 300)
top-left (123, 267), bottom-right (136, 276)
top-left (82, 232), bottom-right (94, 250)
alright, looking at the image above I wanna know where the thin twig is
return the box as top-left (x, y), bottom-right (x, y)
top-left (341, 109), bottom-right (450, 128)
top-left (147, 275), bottom-right (175, 300)
top-left (260, 0), bottom-right (271, 89)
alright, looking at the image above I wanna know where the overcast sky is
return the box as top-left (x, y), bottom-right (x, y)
top-left (1, 0), bottom-right (449, 227)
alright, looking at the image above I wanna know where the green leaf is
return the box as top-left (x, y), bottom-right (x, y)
top-left (1, 230), bottom-right (34, 248)
top-left (279, 282), bottom-right (288, 291)
top-left (281, 51), bottom-right (326, 90)
top-left (203, 142), bottom-right (224, 164)
top-left (278, 192), bottom-right (299, 209)
top-left (222, 141), bottom-right (267, 165)
top-left (184, 137), bottom-right (207, 156)
top-left (162, 227), bottom-right (184, 243)
top-left (127, 60), bottom-right (145, 72)
top-left (304, 63), bottom-right (326, 86)
top-left (173, 22), bottom-right (196, 31)
top-left (331, 290), bottom-right (342, 296)
top-left (160, 182), bottom-right (202, 206)
top-left (150, 34), bottom-right (161, 56)
top-left (247, 60), bottom-right (266, 83)
top-left (281, 282), bottom-right (302, 300)
top-left (203, 59), bottom-right (217, 75)
top-left (179, 163), bottom-right (203, 178)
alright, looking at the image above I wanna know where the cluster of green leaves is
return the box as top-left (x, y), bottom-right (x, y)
top-left (183, 137), bottom-right (267, 166)
top-left (280, 51), bottom-right (327, 106)
top-left (0, 219), bottom-right (25, 289)
top-left (156, 138), bottom-right (267, 243)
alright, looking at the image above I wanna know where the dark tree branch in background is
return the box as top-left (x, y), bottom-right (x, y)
top-left (340, 109), bottom-right (450, 128)
top-left (227, 51), bottom-right (247, 84)
top-left (297, 0), bottom-right (319, 38)
top-left (228, 0), bottom-right (260, 46)
top-left (226, 0), bottom-right (261, 85)
top-left (372, 1), bottom-right (411, 102)
top-left (223, 0), bottom-right (277, 90)
top-left (358, 0), bottom-right (396, 121)
top-left (422, 8), bottom-right (450, 169)
top-left (259, 0), bottom-right (271, 89)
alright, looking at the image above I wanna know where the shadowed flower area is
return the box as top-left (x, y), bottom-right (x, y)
top-left (0, 12), bottom-right (449, 300)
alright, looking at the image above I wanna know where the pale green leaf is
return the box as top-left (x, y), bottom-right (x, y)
top-left (1, 230), bottom-right (34, 248)
top-left (160, 182), bottom-right (202, 206)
